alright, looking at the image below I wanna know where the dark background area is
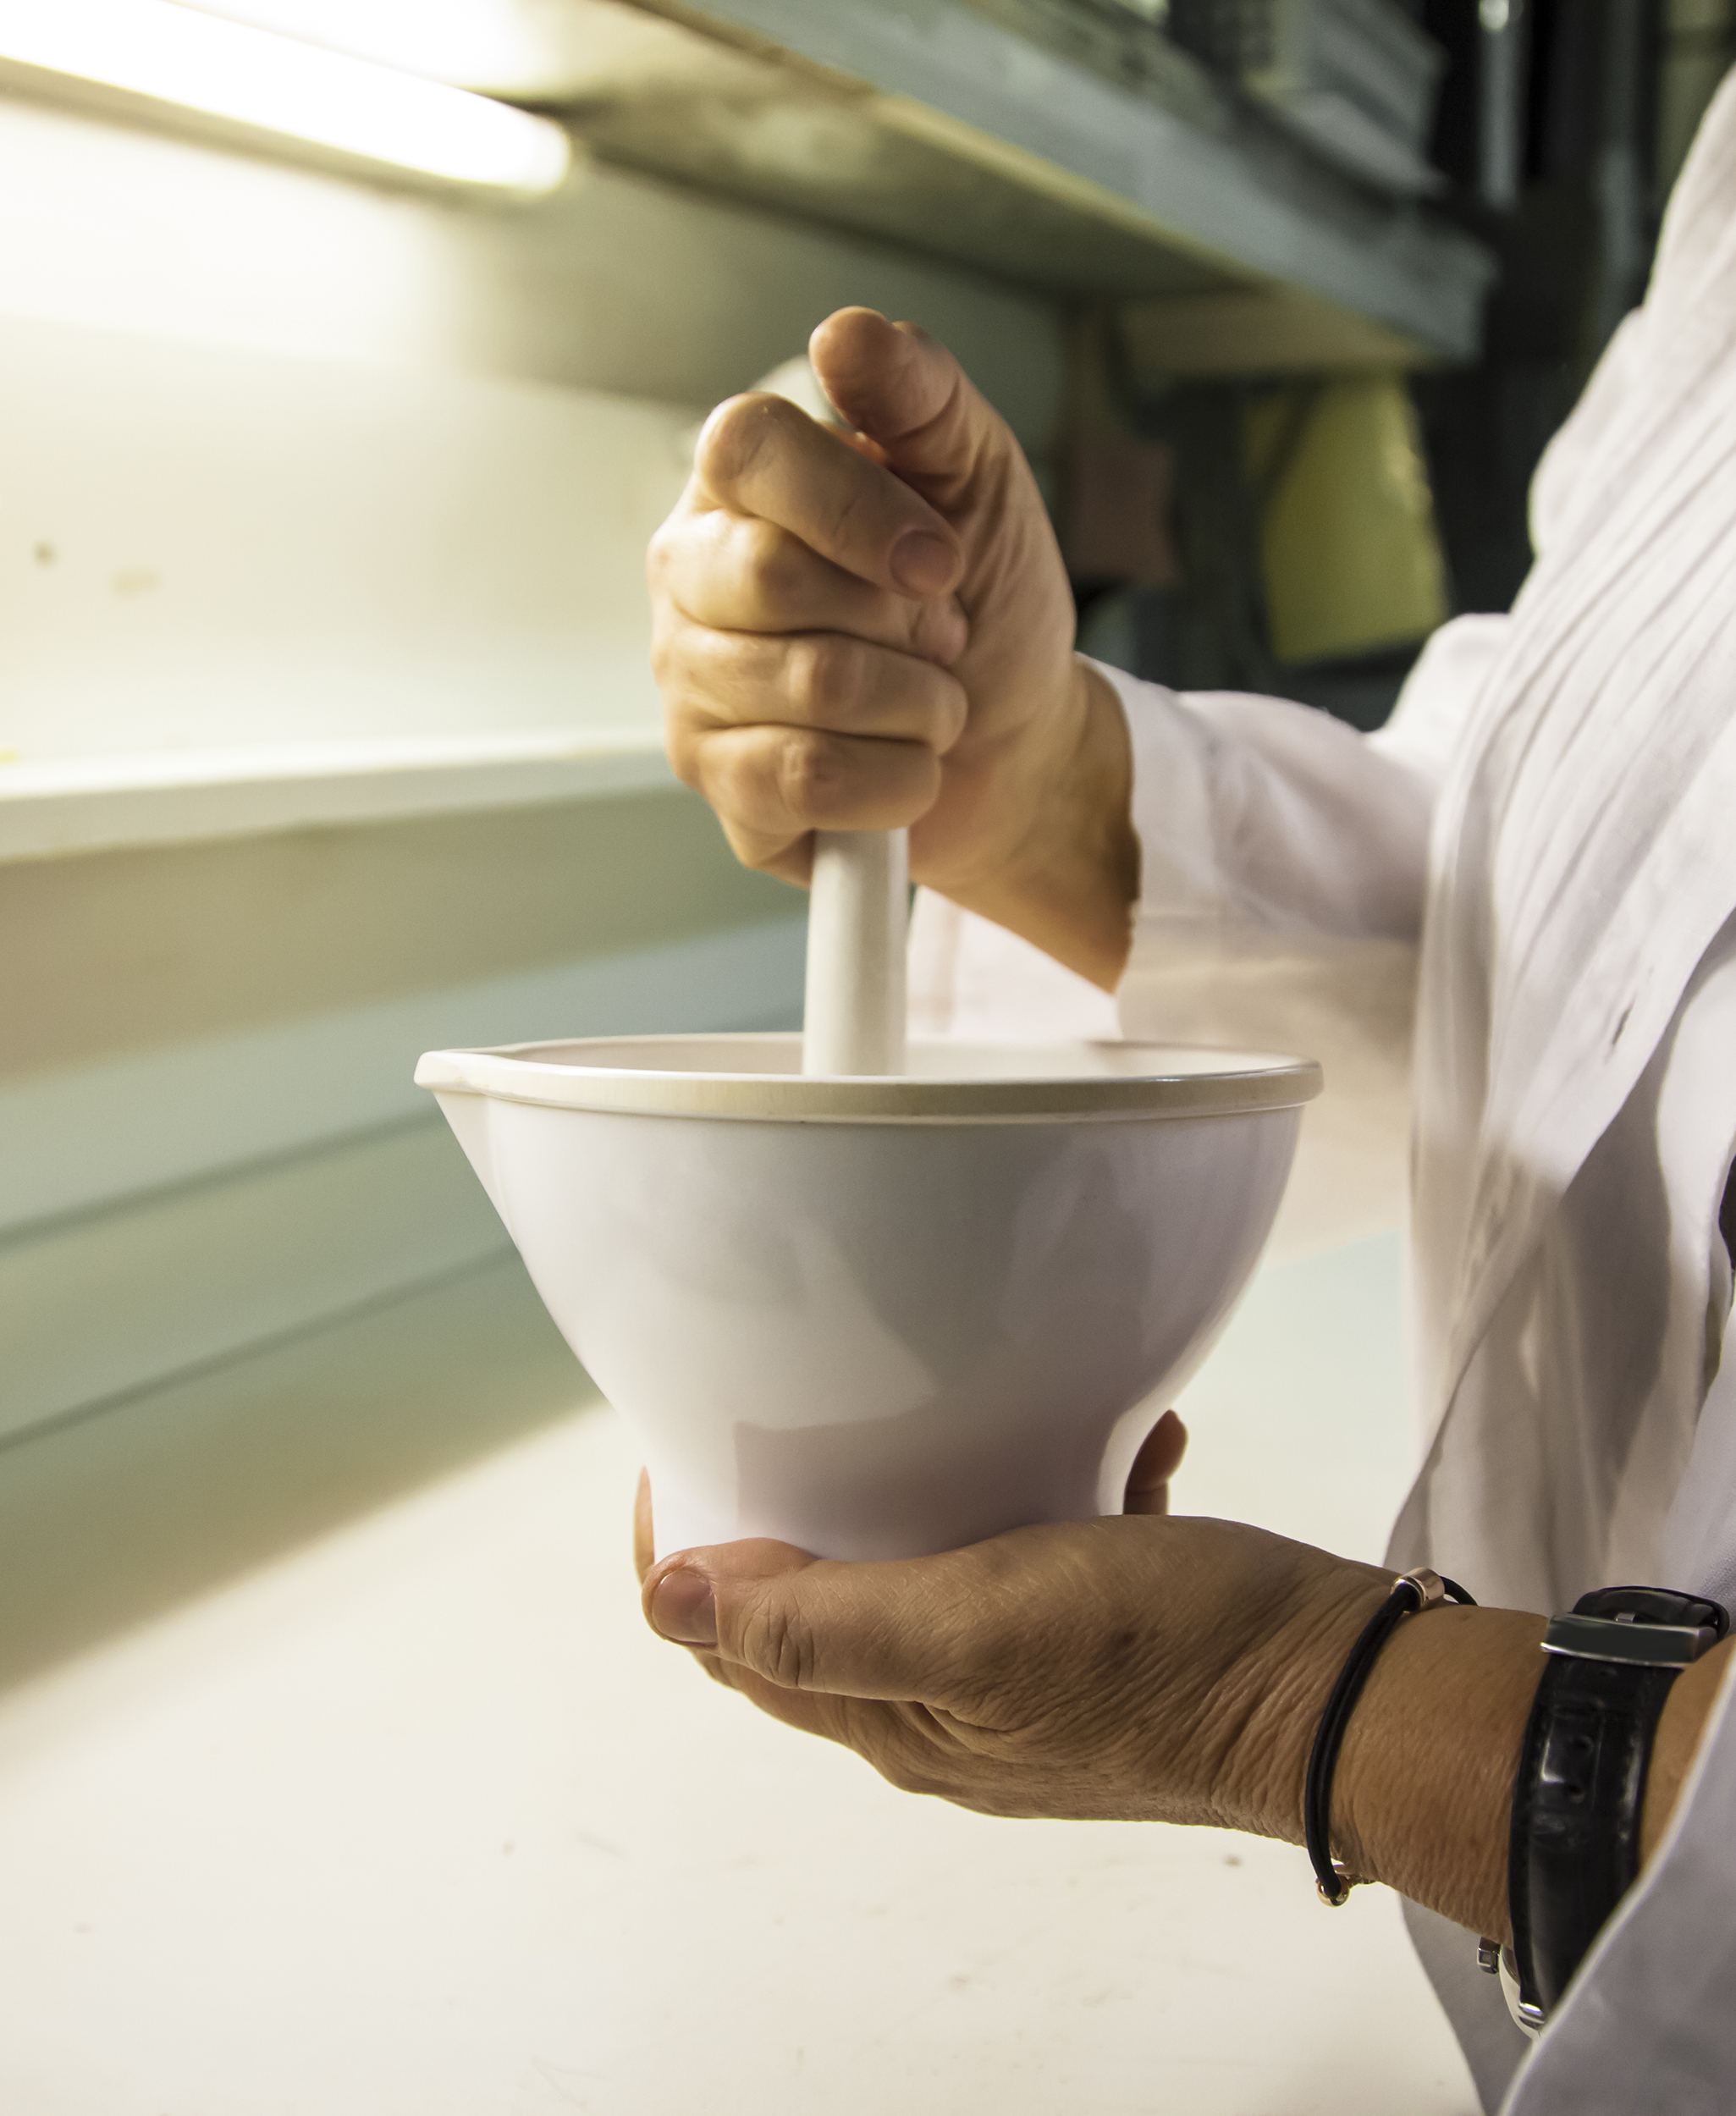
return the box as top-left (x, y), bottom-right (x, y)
top-left (1074, 0), bottom-right (1732, 728)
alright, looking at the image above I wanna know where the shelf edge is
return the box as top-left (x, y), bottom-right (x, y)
top-left (0, 729), bottom-right (681, 862)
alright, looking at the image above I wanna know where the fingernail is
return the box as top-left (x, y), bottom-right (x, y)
top-left (649, 1567), bottom-right (716, 1646)
top-left (890, 530), bottom-right (955, 596)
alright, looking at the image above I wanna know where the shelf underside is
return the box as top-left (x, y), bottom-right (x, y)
top-left (493, 0), bottom-right (1496, 367)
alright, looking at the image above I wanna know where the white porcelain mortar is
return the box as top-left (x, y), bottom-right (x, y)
top-left (415, 1033), bottom-right (1320, 1561)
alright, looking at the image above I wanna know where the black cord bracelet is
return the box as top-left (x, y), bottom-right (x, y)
top-left (1304, 1568), bottom-right (1477, 1905)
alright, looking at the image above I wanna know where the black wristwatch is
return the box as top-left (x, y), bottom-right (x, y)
top-left (1497, 1584), bottom-right (1728, 2033)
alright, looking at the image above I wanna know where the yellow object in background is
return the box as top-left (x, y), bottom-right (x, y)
top-left (1247, 374), bottom-right (1449, 665)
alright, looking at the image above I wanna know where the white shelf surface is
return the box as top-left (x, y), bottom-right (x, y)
top-left (0, 726), bottom-right (677, 862)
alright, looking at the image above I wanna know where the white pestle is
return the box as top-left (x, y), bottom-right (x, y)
top-left (802, 828), bottom-right (908, 1076)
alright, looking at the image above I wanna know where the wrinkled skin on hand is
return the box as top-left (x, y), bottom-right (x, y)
top-left (632, 1415), bottom-right (1394, 1840)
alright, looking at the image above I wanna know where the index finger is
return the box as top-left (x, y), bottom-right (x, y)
top-left (693, 391), bottom-right (962, 601)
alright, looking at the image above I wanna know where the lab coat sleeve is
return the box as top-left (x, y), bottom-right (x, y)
top-left (1116, 674), bottom-right (1436, 946)
top-left (910, 631), bottom-right (1499, 1253)
top-left (1112, 660), bottom-right (1439, 1254)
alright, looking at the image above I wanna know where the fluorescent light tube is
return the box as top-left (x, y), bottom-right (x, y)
top-left (0, 0), bottom-right (573, 196)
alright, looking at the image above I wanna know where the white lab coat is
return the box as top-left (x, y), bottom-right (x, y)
top-left (909, 69), bottom-right (1736, 2116)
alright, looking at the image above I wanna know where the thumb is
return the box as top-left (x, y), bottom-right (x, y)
top-left (809, 308), bottom-right (1006, 504)
top-left (1122, 1411), bottom-right (1188, 1518)
top-left (642, 1537), bottom-right (969, 1702)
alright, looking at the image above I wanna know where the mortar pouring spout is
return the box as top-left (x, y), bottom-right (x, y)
top-left (433, 1090), bottom-right (510, 1237)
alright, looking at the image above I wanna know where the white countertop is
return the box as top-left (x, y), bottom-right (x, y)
top-left (0, 1240), bottom-right (1475, 2115)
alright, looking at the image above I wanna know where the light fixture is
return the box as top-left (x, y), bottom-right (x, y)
top-left (172, 2), bottom-right (568, 95)
top-left (0, 0), bottom-right (573, 196)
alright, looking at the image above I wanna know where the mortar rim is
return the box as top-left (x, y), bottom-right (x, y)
top-left (414, 1033), bottom-right (1323, 1125)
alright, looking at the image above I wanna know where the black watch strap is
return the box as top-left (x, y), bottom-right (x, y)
top-left (1508, 1586), bottom-right (1728, 2025)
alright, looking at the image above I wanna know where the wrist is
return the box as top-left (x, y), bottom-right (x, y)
top-left (1216, 1573), bottom-right (1728, 1951)
top-left (1333, 1604), bottom-right (1546, 1937)
top-left (947, 657), bottom-right (1138, 990)
top-left (1214, 1564), bottom-right (1545, 1938)
top-left (1216, 1568), bottom-right (1394, 1842)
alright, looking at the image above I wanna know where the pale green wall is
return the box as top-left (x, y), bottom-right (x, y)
top-left (3, 792), bottom-right (791, 1086)
top-left (0, 87), bottom-right (1067, 1442)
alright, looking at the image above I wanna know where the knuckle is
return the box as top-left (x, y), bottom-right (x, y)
top-left (646, 507), bottom-right (710, 610)
top-left (774, 728), bottom-right (851, 823)
top-left (743, 521), bottom-right (801, 606)
top-left (744, 1595), bottom-right (816, 1689)
top-left (785, 634), bottom-right (863, 725)
top-left (662, 722), bottom-right (703, 792)
top-left (721, 824), bottom-right (787, 878)
top-left (699, 391), bottom-right (787, 490)
top-left (648, 624), bottom-right (679, 685)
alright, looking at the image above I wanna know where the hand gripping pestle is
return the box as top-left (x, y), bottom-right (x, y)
top-left (802, 829), bottom-right (907, 1076)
